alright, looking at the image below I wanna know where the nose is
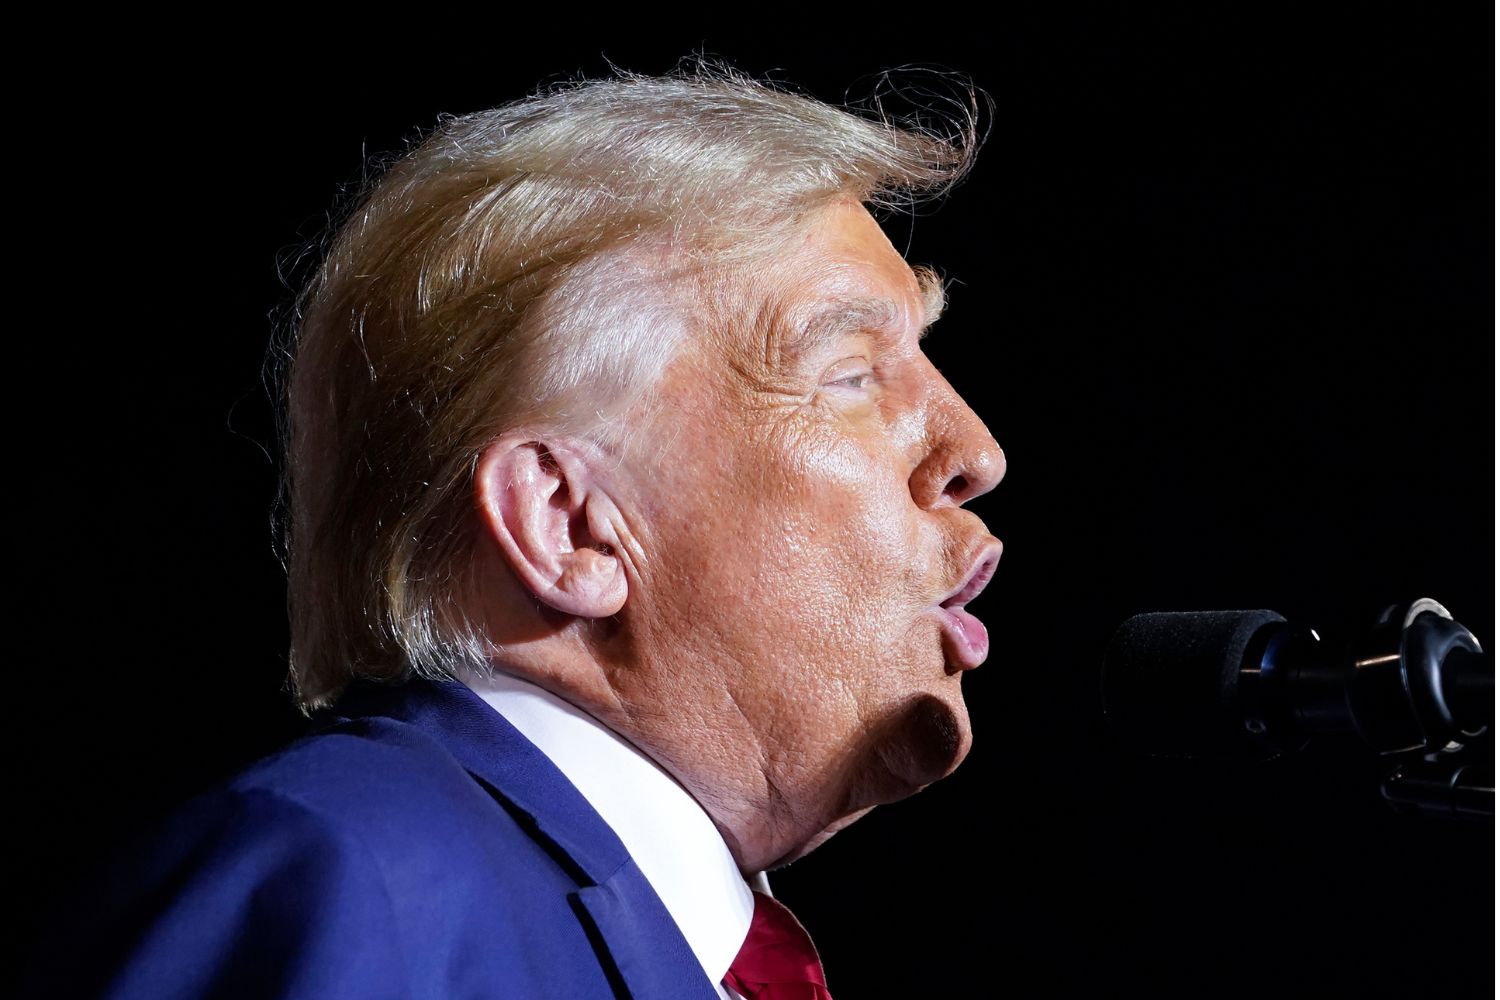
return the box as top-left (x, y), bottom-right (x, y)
top-left (908, 371), bottom-right (1006, 510)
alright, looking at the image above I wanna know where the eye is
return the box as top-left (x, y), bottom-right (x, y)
top-left (827, 372), bottom-right (873, 390)
top-left (816, 353), bottom-right (877, 397)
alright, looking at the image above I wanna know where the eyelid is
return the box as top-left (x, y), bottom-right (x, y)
top-left (822, 354), bottom-right (872, 378)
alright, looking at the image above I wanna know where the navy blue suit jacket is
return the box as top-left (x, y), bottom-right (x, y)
top-left (34, 676), bottom-right (723, 1000)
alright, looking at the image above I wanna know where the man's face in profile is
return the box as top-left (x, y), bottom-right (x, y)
top-left (614, 196), bottom-right (1005, 868)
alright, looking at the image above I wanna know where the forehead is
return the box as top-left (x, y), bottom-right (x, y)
top-left (720, 200), bottom-right (944, 367)
top-left (775, 271), bottom-right (946, 367)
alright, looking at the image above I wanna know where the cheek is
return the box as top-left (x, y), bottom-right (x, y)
top-left (752, 422), bottom-right (932, 641)
top-left (798, 417), bottom-right (923, 541)
top-left (637, 411), bottom-right (931, 663)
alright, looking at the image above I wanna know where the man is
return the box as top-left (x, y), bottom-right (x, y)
top-left (37, 59), bottom-right (1005, 999)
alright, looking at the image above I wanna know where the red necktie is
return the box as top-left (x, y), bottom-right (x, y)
top-left (723, 889), bottom-right (833, 999)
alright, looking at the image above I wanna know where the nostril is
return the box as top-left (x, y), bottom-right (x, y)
top-left (945, 474), bottom-right (970, 501)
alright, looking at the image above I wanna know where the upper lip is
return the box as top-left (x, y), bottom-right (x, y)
top-left (935, 541), bottom-right (1003, 610)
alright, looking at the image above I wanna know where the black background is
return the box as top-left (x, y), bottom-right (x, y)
top-left (16, 9), bottom-right (1494, 997)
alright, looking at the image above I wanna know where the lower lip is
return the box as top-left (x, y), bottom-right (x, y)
top-left (934, 605), bottom-right (989, 670)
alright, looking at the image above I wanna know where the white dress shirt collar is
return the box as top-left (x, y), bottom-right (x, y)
top-left (458, 667), bottom-right (762, 997)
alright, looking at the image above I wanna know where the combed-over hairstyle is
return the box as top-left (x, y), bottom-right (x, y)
top-left (270, 56), bottom-right (986, 712)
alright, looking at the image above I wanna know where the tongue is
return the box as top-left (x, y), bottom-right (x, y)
top-left (946, 605), bottom-right (988, 654)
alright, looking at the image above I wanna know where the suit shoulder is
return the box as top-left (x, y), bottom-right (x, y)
top-left (228, 716), bottom-right (490, 834)
top-left (223, 717), bottom-right (581, 910)
top-left (26, 782), bottom-right (413, 1000)
top-left (27, 722), bottom-right (603, 998)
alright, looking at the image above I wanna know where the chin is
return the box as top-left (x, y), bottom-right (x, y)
top-left (763, 693), bottom-right (971, 871)
top-left (902, 690), bottom-right (973, 782)
top-left (768, 695), bottom-right (970, 869)
top-left (862, 690), bottom-right (973, 806)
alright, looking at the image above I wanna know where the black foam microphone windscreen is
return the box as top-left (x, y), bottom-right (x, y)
top-left (1101, 609), bottom-right (1287, 757)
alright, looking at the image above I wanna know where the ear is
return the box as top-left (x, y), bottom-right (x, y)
top-left (473, 434), bottom-right (628, 619)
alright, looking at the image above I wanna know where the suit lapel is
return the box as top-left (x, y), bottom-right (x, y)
top-left (572, 861), bottom-right (723, 1000)
top-left (319, 676), bottom-right (720, 1000)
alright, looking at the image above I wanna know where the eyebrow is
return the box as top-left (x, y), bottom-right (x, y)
top-left (778, 268), bottom-right (948, 365)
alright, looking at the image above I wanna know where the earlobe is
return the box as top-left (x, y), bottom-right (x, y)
top-left (473, 434), bottom-right (628, 619)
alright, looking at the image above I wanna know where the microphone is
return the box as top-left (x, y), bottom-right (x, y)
top-left (1101, 598), bottom-right (1492, 820)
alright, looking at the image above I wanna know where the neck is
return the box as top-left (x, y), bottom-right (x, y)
top-left (463, 574), bottom-right (855, 873)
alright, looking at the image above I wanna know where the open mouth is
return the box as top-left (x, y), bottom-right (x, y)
top-left (933, 545), bottom-right (1001, 671)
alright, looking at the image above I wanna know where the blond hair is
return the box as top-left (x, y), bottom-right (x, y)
top-left (270, 56), bottom-right (987, 712)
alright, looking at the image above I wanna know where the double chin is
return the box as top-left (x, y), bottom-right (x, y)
top-left (756, 692), bottom-right (972, 871)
